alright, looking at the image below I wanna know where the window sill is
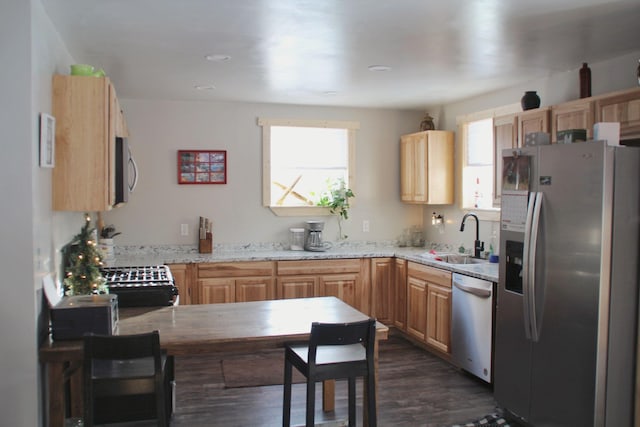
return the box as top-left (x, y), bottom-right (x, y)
top-left (268, 206), bottom-right (332, 217)
top-left (461, 208), bottom-right (500, 222)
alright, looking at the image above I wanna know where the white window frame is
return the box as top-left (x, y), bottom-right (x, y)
top-left (258, 118), bottom-right (359, 217)
top-left (456, 103), bottom-right (520, 221)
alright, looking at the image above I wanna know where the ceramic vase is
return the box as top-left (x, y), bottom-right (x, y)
top-left (521, 91), bottom-right (541, 111)
top-left (579, 63), bottom-right (591, 98)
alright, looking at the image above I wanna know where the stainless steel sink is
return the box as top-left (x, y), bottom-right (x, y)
top-left (441, 254), bottom-right (489, 265)
top-left (421, 252), bottom-right (489, 265)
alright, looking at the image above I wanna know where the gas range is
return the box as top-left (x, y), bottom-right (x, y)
top-left (100, 265), bottom-right (179, 307)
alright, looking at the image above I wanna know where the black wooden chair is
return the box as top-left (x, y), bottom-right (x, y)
top-left (83, 330), bottom-right (173, 426)
top-left (282, 318), bottom-right (377, 427)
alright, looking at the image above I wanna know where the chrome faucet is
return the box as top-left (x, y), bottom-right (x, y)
top-left (460, 213), bottom-right (484, 258)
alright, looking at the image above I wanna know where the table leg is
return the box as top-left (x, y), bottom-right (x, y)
top-left (69, 364), bottom-right (83, 417)
top-left (47, 361), bottom-right (66, 427)
top-left (322, 379), bottom-right (335, 412)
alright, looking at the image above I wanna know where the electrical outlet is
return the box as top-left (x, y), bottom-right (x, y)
top-left (362, 220), bottom-right (370, 232)
top-left (180, 224), bottom-right (189, 236)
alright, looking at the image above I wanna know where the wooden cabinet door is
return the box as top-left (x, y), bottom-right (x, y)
top-left (168, 263), bottom-right (193, 305)
top-left (595, 88), bottom-right (640, 139)
top-left (493, 114), bottom-right (518, 205)
top-left (426, 283), bottom-right (452, 354)
top-left (236, 277), bottom-right (275, 302)
top-left (52, 75), bottom-right (117, 211)
top-left (319, 274), bottom-right (358, 309)
top-left (277, 276), bottom-right (318, 299)
top-left (371, 258), bottom-right (393, 325)
top-left (551, 99), bottom-right (595, 142)
top-left (400, 131), bottom-right (454, 204)
top-left (518, 108), bottom-right (550, 147)
top-left (406, 276), bottom-right (427, 342)
top-left (199, 278), bottom-right (235, 304)
top-left (393, 259), bottom-right (407, 330)
top-left (400, 137), bottom-right (415, 202)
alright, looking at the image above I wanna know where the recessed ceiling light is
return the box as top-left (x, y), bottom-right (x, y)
top-left (368, 65), bottom-right (392, 72)
top-left (205, 54), bottom-right (231, 62)
top-left (323, 91), bottom-right (338, 96)
top-left (194, 84), bottom-right (216, 91)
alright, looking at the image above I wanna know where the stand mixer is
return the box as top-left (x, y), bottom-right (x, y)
top-left (304, 220), bottom-right (332, 251)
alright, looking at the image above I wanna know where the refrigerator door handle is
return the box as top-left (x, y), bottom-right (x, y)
top-left (529, 192), bottom-right (543, 342)
top-left (522, 191), bottom-right (537, 340)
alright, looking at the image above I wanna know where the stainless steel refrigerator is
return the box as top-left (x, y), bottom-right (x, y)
top-left (494, 141), bottom-right (639, 426)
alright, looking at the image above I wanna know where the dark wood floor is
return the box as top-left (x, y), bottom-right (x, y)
top-left (100, 334), bottom-right (499, 427)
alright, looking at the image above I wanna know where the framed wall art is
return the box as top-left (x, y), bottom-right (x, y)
top-left (40, 113), bottom-right (56, 168)
top-left (178, 150), bottom-right (227, 184)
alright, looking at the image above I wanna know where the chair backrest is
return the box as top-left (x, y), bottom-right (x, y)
top-left (84, 330), bottom-right (162, 371)
top-left (307, 318), bottom-right (376, 365)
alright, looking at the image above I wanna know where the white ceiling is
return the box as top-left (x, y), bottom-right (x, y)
top-left (43, 0), bottom-right (640, 110)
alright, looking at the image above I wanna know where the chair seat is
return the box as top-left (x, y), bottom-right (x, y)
top-left (289, 344), bottom-right (366, 365)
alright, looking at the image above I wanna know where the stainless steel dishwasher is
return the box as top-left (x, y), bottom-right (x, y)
top-left (451, 272), bottom-right (494, 383)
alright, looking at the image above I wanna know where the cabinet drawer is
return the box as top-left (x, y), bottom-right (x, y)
top-left (277, 259), bottom-right (361, 276)
top-left (197, 261), bottom-right (274, 279)
top-left (407, 262), bottom-right (451, 288)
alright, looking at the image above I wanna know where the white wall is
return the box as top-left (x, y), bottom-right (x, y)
top-left (103, 101), bottom-right (425, 245)
top-left (0, 1), bottom-right (82, 425)
top-left (423, 51), bottom-right (640, 254)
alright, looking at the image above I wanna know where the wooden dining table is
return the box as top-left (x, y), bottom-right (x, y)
top-left (40, 296), bottom-right (388, 427)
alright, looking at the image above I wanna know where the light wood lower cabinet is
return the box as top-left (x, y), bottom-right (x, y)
top-left (426, 283), bottom-right (452, 353)
top-left (371, 258), bottom-right (394, 325)
top-left (406, 262), bottom-right (452, 355)
top-left (393, 258), bottom-right (407, 331)
top-left (197, 261), bottom-right (276, 304)
top-left (276, 259), bottom-right (368, 312)
top-left (167, 263), bottom-right (195, 305)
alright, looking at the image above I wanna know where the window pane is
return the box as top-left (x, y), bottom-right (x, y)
top-left (270, 126), bottom-right (349, 207)
top-left (462, 118), bottom-right (494, 209)
top-left (466, 119), bottom-right (493, 166)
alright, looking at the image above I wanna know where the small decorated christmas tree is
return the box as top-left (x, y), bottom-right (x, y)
top-left (62, 213), bottom-right (108, 295)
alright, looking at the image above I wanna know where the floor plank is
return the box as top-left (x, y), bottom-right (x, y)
top-left (93, 334), bottom-right (498, 427)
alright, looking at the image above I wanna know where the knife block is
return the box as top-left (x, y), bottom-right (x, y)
top-left (199, 232), bottom-right (213, 254)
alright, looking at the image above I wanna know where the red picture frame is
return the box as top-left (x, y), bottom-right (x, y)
top-left (178, 150), bottom-right (227, 184)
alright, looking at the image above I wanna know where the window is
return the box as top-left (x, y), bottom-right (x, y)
top-left (458, 104), bottom-right (520, 217)
top-left (259, 118), bottom-right (358, 216)
top-left (462, 118), bottom-right (494, 210)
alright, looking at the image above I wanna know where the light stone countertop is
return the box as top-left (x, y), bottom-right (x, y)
top-left (109, 241), bottom-right (499, 283)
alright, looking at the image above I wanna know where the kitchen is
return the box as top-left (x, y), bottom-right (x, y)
top-left (4, 1), bottom-right (640, 426)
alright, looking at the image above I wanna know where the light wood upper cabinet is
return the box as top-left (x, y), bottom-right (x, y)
top-left (551, 98), bottom-right (595, 142)
top-left (517, 107), bottom-right (550, 147)
top-left (400, 131), bottom-right (454, 204)
top-left (595, 87), bottom-right (640, 140)
top-left (52, 75), bottom-right (128, 211)
top-left (493, 114), bottom-right (518, 205)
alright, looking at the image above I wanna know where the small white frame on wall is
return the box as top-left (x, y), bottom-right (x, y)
top-left (40, 113), bottom-right (55, 168)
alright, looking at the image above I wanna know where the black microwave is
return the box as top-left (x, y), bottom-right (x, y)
top-left (115, 137), bottom-right (137, 206)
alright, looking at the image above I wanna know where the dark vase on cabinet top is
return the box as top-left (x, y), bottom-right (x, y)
top-left (521, 91), bottom-right (541, 111)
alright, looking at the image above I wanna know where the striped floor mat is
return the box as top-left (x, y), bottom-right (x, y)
top-left (450, 413), bottom-right (513, 427)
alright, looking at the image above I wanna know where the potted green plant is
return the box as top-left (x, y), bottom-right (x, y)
top-left (317, 178), bottom-right (355, 240)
